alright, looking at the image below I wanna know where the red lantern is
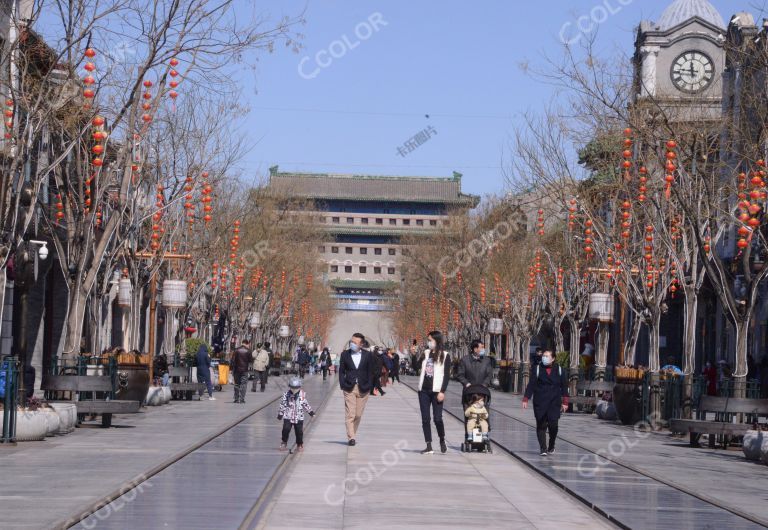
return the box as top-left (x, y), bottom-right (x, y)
top-left (84, 48), bottom-right (96, 58)
top-left (84, 62), bottom-right (96, 72)
top-left (737, 238), bottom-right (749, 249)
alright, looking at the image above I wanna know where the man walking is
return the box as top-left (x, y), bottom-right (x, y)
top-left (339, 333), bottom-right (375, 446)
top-left (231, 339), bottom-right (253, 403)
top-left (252, 342), bottom-right (270, 392)
top-left (196, 343), bottom-right (215, 400)
top-left (457, 340), bottom-right (494, 389)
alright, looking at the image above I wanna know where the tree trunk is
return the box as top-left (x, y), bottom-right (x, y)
top-left (568, 317), bottom-right (581, 394)
top-left (594, 323), bottom-right (609, 380)
top-left (62, 286), bottom-right (88, 360)
top-left (623, 315), bottom-right (642, 367)
top-left (520, 336), bottom-right (531, 392)
top-left (681, 288), bottom-right (698, 419)
top-left (647, 310), bottom-right (661, 373)
top-left (553, 317), bottom-right (565, 354)
top-left (733, 318), bottom-right (750, 398)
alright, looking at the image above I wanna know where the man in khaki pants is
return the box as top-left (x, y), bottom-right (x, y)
top-left (338, 333), bottom-right (375, 446)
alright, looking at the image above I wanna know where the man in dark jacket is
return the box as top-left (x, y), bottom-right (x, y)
top-left (297, 346), bottom-right (311, 378)
top-left (196, 344), bottom-right (215, 400)
top-left (231, 340), bottom-right (253, 404)
top-left (458, 340), bottom-right (494, 389)
top-left (338, 333), bottom-right (375, 445)
top-left (522, 350), bottom-right (569, 455)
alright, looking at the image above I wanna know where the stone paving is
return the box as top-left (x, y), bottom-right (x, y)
top-left (259, 381), bottom-right (614, 530)
top-left (0, 376), bottom-right (290, 530)
top-left (451, 381), bottom-right (768, 527)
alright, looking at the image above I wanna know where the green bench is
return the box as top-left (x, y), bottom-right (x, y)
top-left (670, 396), bottom-right (768, 448)
top-left (42, 375), bottom-right (141, 427)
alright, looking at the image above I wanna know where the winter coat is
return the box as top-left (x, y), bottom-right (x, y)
top-left (523, 363), bottom-right (569, 423)
top-left (253, 349), bottom-right (270, 372)
top-left (231, 346), bottom-right (253, 374)
top-left (457, 354), bottom-right (494, 388)
top-left (278, 390), bottom-right (313, 423)
top-left (196, 345), bottom-right (212, 382)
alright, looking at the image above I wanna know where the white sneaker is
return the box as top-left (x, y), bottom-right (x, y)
top-left (208, 396), bottom-right (216, 401)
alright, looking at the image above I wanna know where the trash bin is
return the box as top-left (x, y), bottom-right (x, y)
top-left (217, 364), bottom-right (229, 386)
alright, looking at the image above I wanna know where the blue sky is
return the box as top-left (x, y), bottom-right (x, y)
top-left (236, 0), bottom-right (744, 197)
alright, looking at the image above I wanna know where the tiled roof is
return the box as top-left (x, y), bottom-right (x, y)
top-left (657, 0), bottom-right (724, 30)
top-left (268, 168), bottom-right (479, 205)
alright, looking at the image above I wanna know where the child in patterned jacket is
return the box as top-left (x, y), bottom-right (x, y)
top-left (278, 377), bottom-right (315, 452)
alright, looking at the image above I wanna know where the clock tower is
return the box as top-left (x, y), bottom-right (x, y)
top-left (634, 0), bottom-right (726, 121)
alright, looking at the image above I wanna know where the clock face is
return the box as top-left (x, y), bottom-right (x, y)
top-left (671, 51), bottom-right (715, 93)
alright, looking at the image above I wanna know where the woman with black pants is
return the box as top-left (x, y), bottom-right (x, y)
top-left (522, 350), bottom-right (569, 456)
top-left (418, 331), bottom-right (451, 454)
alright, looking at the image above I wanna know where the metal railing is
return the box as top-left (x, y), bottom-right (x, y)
top-left (1, 356), bottom-right (19, 444)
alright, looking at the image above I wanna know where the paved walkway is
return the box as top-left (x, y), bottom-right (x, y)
top-left (258, 381), bottom-right (614, 530)
top-left (450, 381), bottom-right (768, 527)
top-left (74, 375), bottom-right (335, 530)
top-left (0, 375), bottom-right (290, 530)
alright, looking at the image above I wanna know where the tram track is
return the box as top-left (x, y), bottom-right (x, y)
top-left (402, 378), bottom-right (765, 530)
top-left (66, 374), bottom-right (335, 530)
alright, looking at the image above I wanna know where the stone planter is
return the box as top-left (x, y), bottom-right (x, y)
top-left (15, 410), bottom-right (48, 441)
top-left (742, 430), bottom-right (768, 461)
top-left (41, 408), bottom-right (61, 437)
top-left (50, 402), bottom-right (77, 434)
top-left (145, 386), bottom-right (163, 406)
top-left (596, 400), bottom-right (617, 421)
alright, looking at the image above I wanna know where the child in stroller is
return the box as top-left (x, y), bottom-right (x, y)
top-left (462, 385), bottom-right (492, 453)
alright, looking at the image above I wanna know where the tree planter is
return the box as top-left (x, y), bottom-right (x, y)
top-left (613, 382), bottom-right (643, 425)
top-left (145, 386), bottom-right (163, 406)
top-left (596, 400), bottom-right (617, 421)
top-left (50, 402), bottom-right (77, 434)
top-left (41, 408), bottom-right (61, 437)
top-left (742, 430), bottom-right (768, 461)
top-left (15, 410), bottom-right (48, 441)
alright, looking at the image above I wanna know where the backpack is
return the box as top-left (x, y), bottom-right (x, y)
top-left (536, 364), bottom-right (562, 378)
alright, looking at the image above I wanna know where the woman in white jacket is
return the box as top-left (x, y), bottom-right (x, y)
top-left (418, 330), bottom-right (451, 454)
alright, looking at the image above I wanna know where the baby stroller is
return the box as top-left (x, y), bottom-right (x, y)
top-left (461, 385), bottom-right (492, 453)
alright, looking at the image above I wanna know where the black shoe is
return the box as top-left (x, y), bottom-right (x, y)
top-left (440, 439), bottom-right (447, 453)
top-left (539, 450), bottom-right (548, 456)
top-left (348, 439), bottom-right (356, 446)
top-left (548, 447), bottom-right (555, 454)
top-left (421, 443), bottom-right (434, 455)
top-left (380, 390), bottom-right (386, 396)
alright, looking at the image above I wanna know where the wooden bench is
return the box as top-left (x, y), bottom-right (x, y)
top-left (168, 367), bottom-right (205, 400)
top-left (669, 396), bottom-right (768, 448)
top-left (42, 375), bottom-right (141, 427)
top-left (571, 380), bottom-right (615, 410)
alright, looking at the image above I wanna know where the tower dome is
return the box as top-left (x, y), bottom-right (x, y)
top-left (657, 0), bottom-right (725, 30)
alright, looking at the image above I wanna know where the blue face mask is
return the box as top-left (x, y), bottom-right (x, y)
top-left (541, 356), bottom-right (553, 366)
top-left (349, 342), bottom-right (359, 353)
top-left (476, 349), bottom-right (486, 357)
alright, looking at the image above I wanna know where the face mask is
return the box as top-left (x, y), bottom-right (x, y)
top-left (349, 342), bottom-right (359, 353)
top-left (428, 340), bottom-right (436, 350)
top-left (542, 356), bottom-right (553, 366)
top-left (477, 349), bottom-right (486, 357)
